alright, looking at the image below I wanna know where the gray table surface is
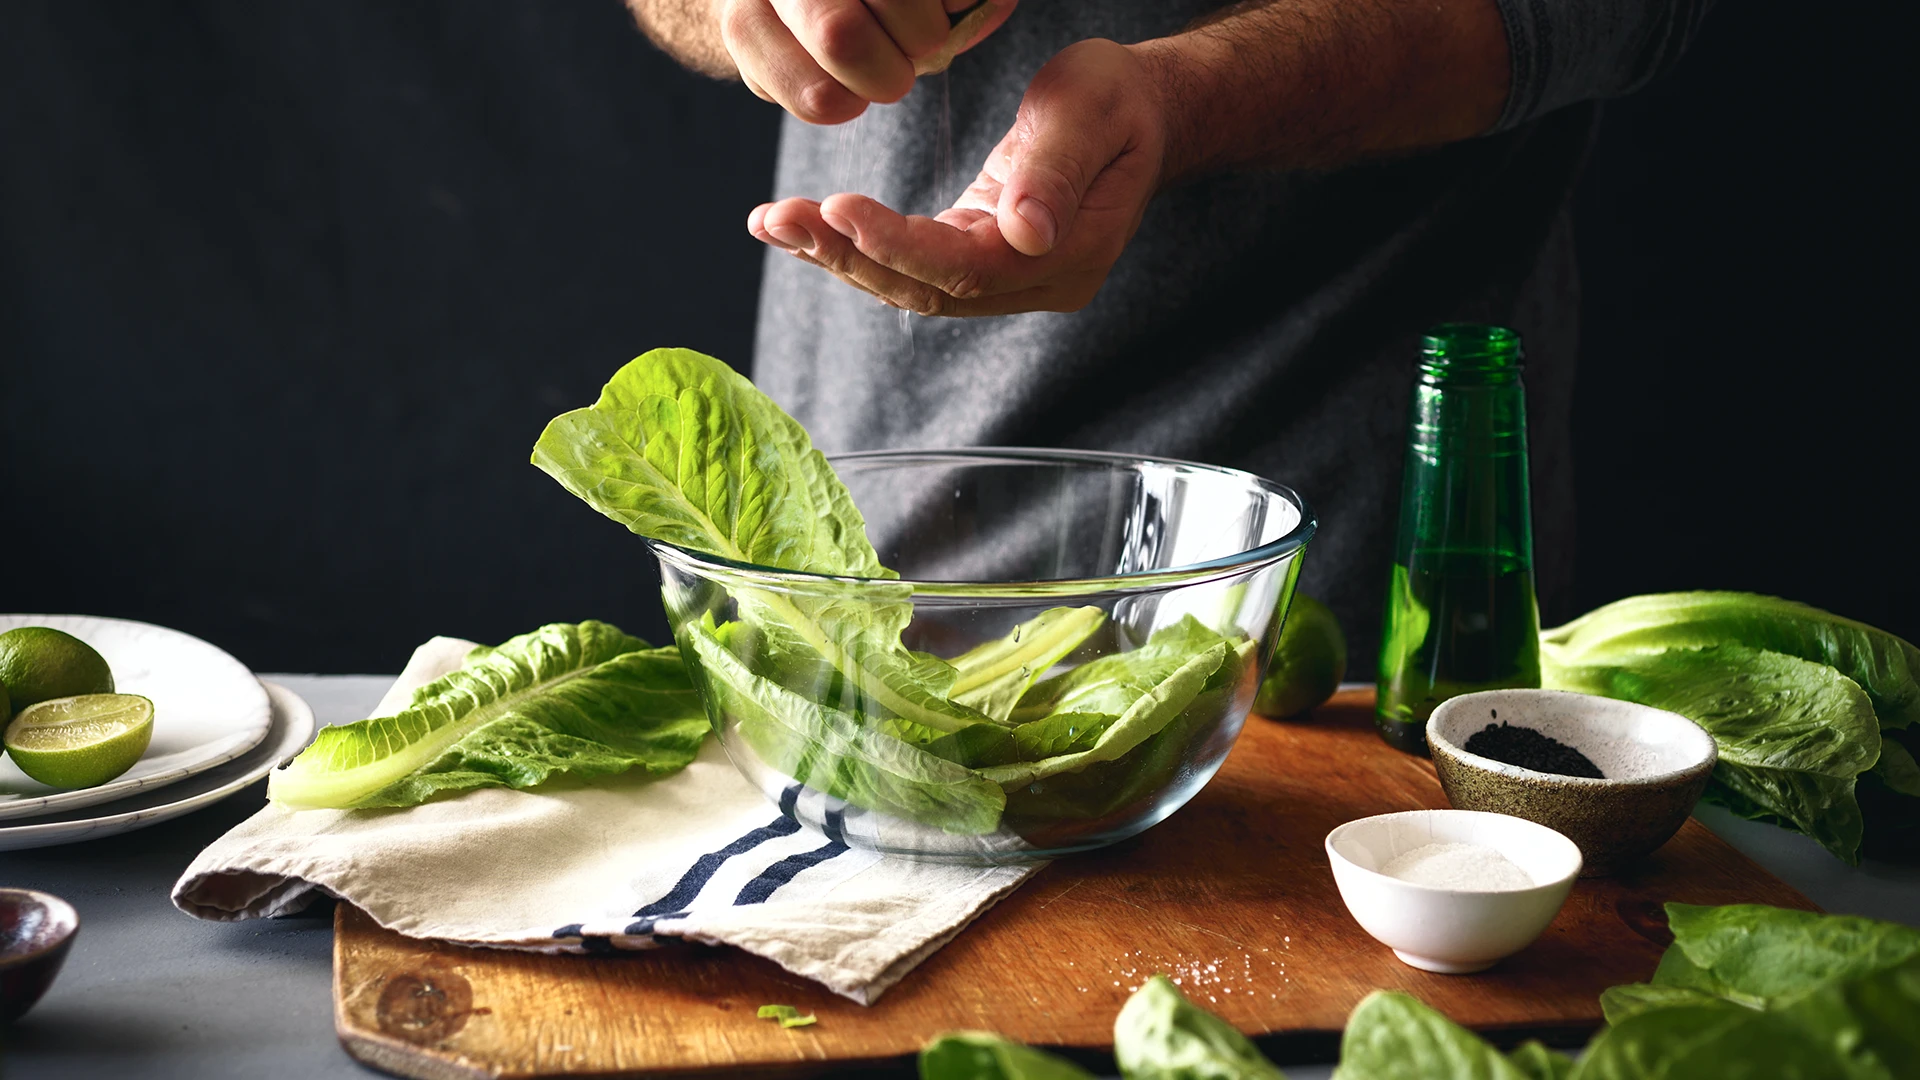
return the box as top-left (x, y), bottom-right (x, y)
top-left (4, 675), bottom-right (1918, 1079)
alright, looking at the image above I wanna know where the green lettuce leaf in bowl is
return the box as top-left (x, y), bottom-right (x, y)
top-left (270, 621), bottom-right (707, 809)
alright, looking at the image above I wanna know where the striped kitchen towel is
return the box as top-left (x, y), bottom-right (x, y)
top-left (172, 636), bottom-right (1039, 1004)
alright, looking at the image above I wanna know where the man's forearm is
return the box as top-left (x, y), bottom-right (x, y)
top-left (626, 0), bottom-right (737, 79)
top-left (1136, 0), bottom-right (1511, 183)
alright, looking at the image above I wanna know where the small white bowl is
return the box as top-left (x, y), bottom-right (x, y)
top-left (1325, 809), bottom-right (1582, 973)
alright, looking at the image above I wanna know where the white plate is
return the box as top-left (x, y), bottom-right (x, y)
top-left (1, 614), bottom-right (273, 820)
top-left (0, 679), bottom-right (314, 850)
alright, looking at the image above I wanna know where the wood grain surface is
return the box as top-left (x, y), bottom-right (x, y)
top-left (334, 689), bottom-right (1814, 1079)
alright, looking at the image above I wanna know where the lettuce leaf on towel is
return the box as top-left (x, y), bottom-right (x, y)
top-left (269, 621), bottom-right (707, 809)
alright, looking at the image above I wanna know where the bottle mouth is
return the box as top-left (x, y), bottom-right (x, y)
top-left (1419, 324), bottom-right (1523, 381)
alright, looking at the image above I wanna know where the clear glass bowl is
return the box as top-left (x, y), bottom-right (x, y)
top-left (653, 448), bottom-right (1315, 863)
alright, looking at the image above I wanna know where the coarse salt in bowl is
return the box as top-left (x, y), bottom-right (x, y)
top-left (1324, 809), bottom-right (1582, 973)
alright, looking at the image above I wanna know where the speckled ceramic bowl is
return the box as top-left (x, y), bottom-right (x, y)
top-left (1428, 689), bottom-right (1717, 876)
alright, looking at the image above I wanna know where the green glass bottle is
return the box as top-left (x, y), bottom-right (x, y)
top-left (1375, 324), bottom-right (1541, 754)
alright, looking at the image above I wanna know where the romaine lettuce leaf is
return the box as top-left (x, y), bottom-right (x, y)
top-left (1009, 712), bottom-right (1115, 760)
top-left (533, 348), bottom-right (994, 736)
top-left (1596, 983), bottom-right (1731, 1024)
top-left (1332, 991), bottom-right (1528, 1080)
top-left (1873, 737), bottom-right (1920, 797)
top-left (1543, 592), bottom-right (1920, 731)
top-left (1000, 638), bottom-right (1254, 835)
top-left (948, 607), bottom-right (1107, 723)
top-left (1651, 903), bottom-right (1920, 1008)
top-left (1114, 975), bottom-right (1287, 1080)
top-left (1505, 1042), bottom-right (1576, 1080)
top-left (1576, 961), bottom-right (1920, 1080)
top-left (980, 643), bottom-right (1228, 790)
top-left (1543, 643), bottom-right (1880, 862)
top-left (685, 619), bottom-right (1006, 834)
top-left (1011, 617), bottom-right (1234, 724)
top-left (270, 621), bottom-right (707, 809)
top-left (919, 1032), bottom-right (1096, 1080)
top-left (532, 348), bottom-right (890, 580)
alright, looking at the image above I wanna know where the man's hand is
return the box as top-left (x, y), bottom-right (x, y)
top-left (717, 0), bottom-right (1015, 124)
top-left (748, 39), bottom-right (1166, 315)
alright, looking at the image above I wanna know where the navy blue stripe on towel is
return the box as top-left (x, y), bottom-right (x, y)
top-left (733, 840), bottom-right (849, 906)
top-left (621, 816), bottom-right (802, 934)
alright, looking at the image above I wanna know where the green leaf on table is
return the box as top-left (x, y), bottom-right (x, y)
top-left (1505, 1042), bottom-right (1576, 1080)
top-left (269, 621), bottom-right (707, 809)
top-left (1543, 643), bottom-right (1881, 862)
top-left (947, 606), bottom-right (1107, 722)
top-left (1331, 991), bottom-right (1524, 1080)
top-left (756, 1004), bottom-right (817, 1028)
top-left (533, 347), bottom-right (995, 736)
top-left (1542, 591), bottom-right (1920, 731)
top-left (1651, 903), bottom-right (1920, 1009)
top-left (1596, 983), bottom-right (1732, 1024)
top-left (918, 1032), bottom-right (1095, 1080)
top-left (685, 620), bottom-right (1006, 834)
top-left (1575, 958), bottom-right (1920, 1080)
top-left (1114, 975), bottom-right (1287, 1080)
top-left (1873, 736), bottom-right (1920, 797)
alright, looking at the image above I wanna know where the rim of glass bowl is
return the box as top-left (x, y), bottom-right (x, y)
top-left (645, 447), bottom-right (1317, 604)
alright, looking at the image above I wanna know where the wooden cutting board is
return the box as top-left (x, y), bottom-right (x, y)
top-left (333, 689), bottom-right (1814, 1079)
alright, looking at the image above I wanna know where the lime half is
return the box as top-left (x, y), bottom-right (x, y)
top-left (4, 693), bottom-right (155, 789)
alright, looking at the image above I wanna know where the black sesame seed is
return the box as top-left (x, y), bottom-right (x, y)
top-left (1464, 722), bottom-right (1604, 779)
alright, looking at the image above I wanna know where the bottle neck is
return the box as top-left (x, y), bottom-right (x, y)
top-left (1394, 324), bottom-right (1534, 569)
top-left (1418, 323), bottom-right (1523, 387)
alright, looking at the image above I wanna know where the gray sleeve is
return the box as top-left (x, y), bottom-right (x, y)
top-left (1491, 0), bottom-right (1716, 131)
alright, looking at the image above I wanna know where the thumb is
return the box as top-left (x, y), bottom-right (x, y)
top-left (995, 41), bottom-right (1140, 257)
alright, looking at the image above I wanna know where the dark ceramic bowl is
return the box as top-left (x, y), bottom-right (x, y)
top-left (1428, 689), bottom-right (1717, 876)
top-left (1, 888), bottom-right (79, 1024)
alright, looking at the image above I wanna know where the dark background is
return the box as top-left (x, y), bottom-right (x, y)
top-left (2, 1), bottom-right (1907, 673)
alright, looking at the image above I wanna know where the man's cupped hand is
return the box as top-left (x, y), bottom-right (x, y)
top-left (749, 39), bottom-right (1169, 317)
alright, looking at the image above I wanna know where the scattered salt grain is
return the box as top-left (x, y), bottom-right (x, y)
top-left (1378, 842), bottom-right (1533, 891)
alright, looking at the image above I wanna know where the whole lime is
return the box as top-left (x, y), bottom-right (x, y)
top-left (1255, 594), bottom-right (1348, 719)
top-left (0, 626), bottom-right (115, 712)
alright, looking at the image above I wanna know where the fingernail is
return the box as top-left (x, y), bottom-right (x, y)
top-left (821, 209), bottom-right (859, 243)
top-left (767, 222), bottom-right (815, 252)
top-left (1014, 197), bottom-right (1056, 251)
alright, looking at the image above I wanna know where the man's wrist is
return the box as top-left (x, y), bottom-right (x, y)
top-left (1124, 34), bottom-right (1235, 190)
top-left (1125, 0), bottom-right (1511, 184)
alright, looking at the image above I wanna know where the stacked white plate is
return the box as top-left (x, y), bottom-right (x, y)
top-left (0, 614), bottom-right (315, 851)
